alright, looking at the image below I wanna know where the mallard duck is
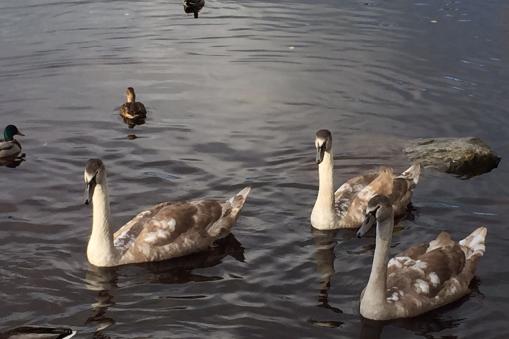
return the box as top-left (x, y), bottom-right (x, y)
top-left (357, 195), bottom-right (487, 320)
top-left (0, 125), bottom-right (24, 159)
top-left (0, 326), bottom-right (76, 339)
top-left (119, 87), bottom-right (147, 120)
top-left (311, 129), bottom-right (420, 230)
top-left (83, 159), bottom-right (251, 267)
top-left (183, 0), bottom-right (205, 18)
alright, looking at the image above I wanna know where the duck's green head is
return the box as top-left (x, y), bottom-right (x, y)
top-left (4, 125), bottom-right (24, 141)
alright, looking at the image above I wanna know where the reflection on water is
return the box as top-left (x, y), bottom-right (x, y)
top-left (359, 294), bottom-right (474, 339)
top-left (0, 154), bottom-right (25, 168)
top-left (120, 115), bottom-right (146, 139)
top-left (308, 228), bottom-right (344, 329)
top-left (84, 235), bottom-right (243, 337)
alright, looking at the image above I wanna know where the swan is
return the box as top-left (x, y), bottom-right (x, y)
top-left (358, 195), bottom-right (487, 320)
top-left (311, 129), bottom-right (420, 230)
top-left (83, 159), bottom-right (250, 267)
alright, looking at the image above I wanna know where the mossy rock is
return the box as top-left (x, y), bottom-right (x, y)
top-left (404, 137), bottom-right (500, 178)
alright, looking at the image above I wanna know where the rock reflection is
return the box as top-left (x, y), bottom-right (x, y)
top-left (84, 234), bottom-right (244, 337)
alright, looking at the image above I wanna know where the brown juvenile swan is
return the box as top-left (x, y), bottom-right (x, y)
top-left (84, 159), bottom-right (251, 267)
top-left (311, 129), bottom-right (420, 230)
top-left (358, 195), bottom-right (487, 320)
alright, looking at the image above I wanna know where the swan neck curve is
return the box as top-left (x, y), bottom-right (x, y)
top-left (87, 180), bottom-right (117, 267)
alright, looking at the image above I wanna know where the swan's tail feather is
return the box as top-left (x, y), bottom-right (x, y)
top-left (400, 162), bottom-right (421, 186)
top-left (228, 186), bottom-right (251, 209)
top-left (208, 187), bottom-right (251, 238)
top-left (459, 226), bottom-right (487, 260)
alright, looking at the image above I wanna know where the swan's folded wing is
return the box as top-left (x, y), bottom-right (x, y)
top-left (334, 172), bottom-right (379, 217)
top-left (134, 200), bottom-right (224, 247)
top-left (387, 242), bottom-right (466, 299)
top-left (114, 202), bottom-right (173, 249)
top-left (394, 243), bottom-right (428, 259)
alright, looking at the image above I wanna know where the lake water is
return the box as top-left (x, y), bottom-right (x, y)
top-left (1, 0), bottom-right (509, 338)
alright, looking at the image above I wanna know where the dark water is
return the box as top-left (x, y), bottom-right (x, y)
top-left (1, 0), bottom-right (509, 338)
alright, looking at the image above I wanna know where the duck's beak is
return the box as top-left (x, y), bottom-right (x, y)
top-left (316, 144), bottom-right (325, 164)
top-left (16, 130), bottom-right (25, 136)
top-left (357, 212), bottom-right (376, 238)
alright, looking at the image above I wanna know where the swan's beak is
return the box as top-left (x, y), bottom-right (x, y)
top-left (316, 145), bottom-right (325, 164)
top-left (84, 178), bottom-right (96, 205)
top-left (357, 212), bottom-right (376, 238)
top-left (84, 184), bottom-right (90, 205)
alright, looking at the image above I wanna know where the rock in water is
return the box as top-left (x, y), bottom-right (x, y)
top-left (404, 137), bottom-right (500, 178)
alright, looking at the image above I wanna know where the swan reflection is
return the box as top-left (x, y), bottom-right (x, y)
top-left (84, 234), bottom-right (244, 337)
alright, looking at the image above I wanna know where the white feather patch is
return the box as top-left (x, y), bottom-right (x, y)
top-left (414, 279), bottom-right (430, 294)
top-left (428, 272), bottom-right (440, 287)
top-left (387, 291), bottom-right (400, 302)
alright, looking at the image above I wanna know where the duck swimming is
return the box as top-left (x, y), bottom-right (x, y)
top-left (0, 326), bottom-right (76, 339)
top-left (0, 125), bottom-right (24, 159)
top-left (311, 129), bottom-right (420, 230)
top-left (119, 87), bottom-right (147, 120)
top-left (183, 0), bottom-right (205, 18)
top-left (83, 159), bottom-right (251, 267)
top-left (358, 195), bottom-right (487, 320)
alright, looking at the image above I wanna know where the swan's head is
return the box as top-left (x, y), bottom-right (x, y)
top-left (84, 159), bottom-right (106, 205)
top-left (315, 129), bottom-right (332, 164)
top-left (356, 195), bottom-right (393, 239)
top-left (4, 125), bottom-right (24, 141)
top-left (126, 87), bottom-right (136, 103)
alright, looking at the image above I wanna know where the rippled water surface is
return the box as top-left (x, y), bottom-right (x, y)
top-left (1, 0), bottom-right (509, 338)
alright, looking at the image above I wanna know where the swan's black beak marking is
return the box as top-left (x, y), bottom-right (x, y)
top-left (357, 211), bottom-right (376, 238)
top-left (316, 144), bottom-right (325, 164)
top-left (84, 176), bottom-right (96, 205)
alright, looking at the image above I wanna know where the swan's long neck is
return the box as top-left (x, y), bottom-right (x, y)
top-left (87, 181), bottom-right (117, 267)
top-left (361, 219), bottom-right (393, 313)
top-left (311, 150), bottom-right (336, 228)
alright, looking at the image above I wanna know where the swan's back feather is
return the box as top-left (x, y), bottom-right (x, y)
top-left (113, 187), bottom-right (250, 265)
top-left (381, 227), bottom-right (487, 318)
top-left (335, 164), bottom-right (420, 228)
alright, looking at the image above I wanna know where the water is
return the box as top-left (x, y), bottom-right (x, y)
top-left (1, 0), bottom-right (509, 338)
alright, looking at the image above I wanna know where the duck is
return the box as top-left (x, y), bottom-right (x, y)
top-left (0, 125), bottom-right (24, 159)
top-left (183, 0), bottom-right (205, 18)
top-left (310, 129), bottom-right (420, 230)
top-left (357, 195), bottom-right (487, 320)
top-left (0, 326), bottom-right (76, 339)
top-left (119, 87), bottom-right (147, 120)
top-left (83, 159), bottom-right (251, 267)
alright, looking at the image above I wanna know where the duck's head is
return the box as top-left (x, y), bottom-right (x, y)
top-left (315, 129), bottom-right (332, 164)
top-left (356, 195), bottom-right (393, 239)
top-left (84, 159), bottom-right (106, 205)
top-left (126, 87), bottom-right (136, 103)
top-left (4, 125), bottom-right (24, 141)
